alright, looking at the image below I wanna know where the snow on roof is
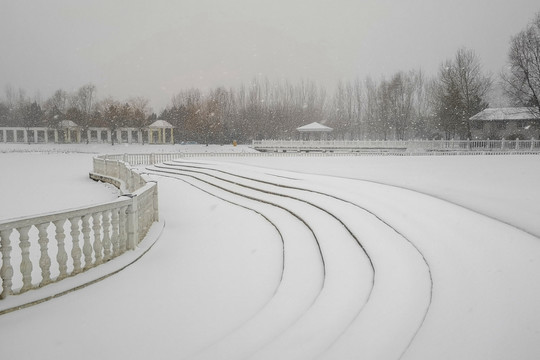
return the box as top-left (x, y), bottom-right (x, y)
top-left (148, 120), bottom-right (174, 128)
top-left (58, 120), bottom-right (79, 127)
top-left (296, 122), bottom-right (333, 132)
top-left (469, 107), bottom-right (540, 121)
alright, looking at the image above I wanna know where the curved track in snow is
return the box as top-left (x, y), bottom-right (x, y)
top-left (145, 159), bottom-right (433, 360)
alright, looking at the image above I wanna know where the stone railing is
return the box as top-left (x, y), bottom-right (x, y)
top-left (97, 150), bottom-right (540, 171)
top-left (252, 139), bottom-right (540, 153)
top-left (0, 156), bottom-right (159, 303)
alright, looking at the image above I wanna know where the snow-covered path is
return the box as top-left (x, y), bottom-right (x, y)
top-left (145, 159), bottom-right (540, 359)
top-left (2, 154), bottom-right (540, 359)
top-left (146, 160), bottom-right (433, 359)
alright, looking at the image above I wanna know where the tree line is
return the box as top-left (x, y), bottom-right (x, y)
top-left (1, 11), bottom-right (539, 143)
top-left (0, 84), bottom-right (154, 134)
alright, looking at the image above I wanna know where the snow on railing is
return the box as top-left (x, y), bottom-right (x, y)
top-left (0, 156), bottom-right (159, 301)
top-left (251, 139), bottom-right (540, 152)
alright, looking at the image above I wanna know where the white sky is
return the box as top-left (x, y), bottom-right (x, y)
top-left (0, 0), bottom-right (538, 111)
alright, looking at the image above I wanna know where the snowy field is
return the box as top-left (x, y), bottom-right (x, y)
top-left (1, 143), bottom-right (540, 360)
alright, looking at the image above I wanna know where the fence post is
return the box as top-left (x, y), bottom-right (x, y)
top-left (0, 229), bottom-right (14, 299)
top-left (126, 195), bottom-right (139, 250)
top-left (116, 161), bottom-right (121, 179)
top-left (152, 182), bottom-right (159, 221)
top-left (128, 171), bottom-right (134, 192)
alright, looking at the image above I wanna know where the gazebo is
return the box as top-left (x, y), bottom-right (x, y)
top-left (147, 120), bottom-right (174, 144)
top-left (297, 122), bottom-right (333, 140)
top-left (57, 120), bottom-right (81, 143)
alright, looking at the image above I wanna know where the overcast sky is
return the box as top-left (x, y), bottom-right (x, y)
top-left (1, 0), bottom-right (538, 112)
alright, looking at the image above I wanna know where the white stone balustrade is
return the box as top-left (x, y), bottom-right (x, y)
top-left (251, 139), bottom-right (540, 153)
top-left (0, 156), bottom-right (159, 301)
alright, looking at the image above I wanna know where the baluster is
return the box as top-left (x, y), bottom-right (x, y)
top-left (92, 212), bottom-right (103, 265)
top-left (0, 228), bottom-right (14, 299)
top-left (146, 192), bottom-right (153, 233)
top-left (37, 222), bottom-right (52, 285)
top-left (153, 184), bottom-right (159, 221)
top-left (102, 210), bottom-right (112, 261)
top-left (82, 214), bottom-right (93, 269)
top-left (119, 205), bottom-right (128, 253)
top-left (126, 198), bottom-right (136, 249)
top-left (111, 208), bottom-right (120, 257)
top-left (18, 226), bottom-right (33, 292)
top-left (70, 216), bottom-right (82, 274)
top-left (54, 219), bottom-right (68, 280)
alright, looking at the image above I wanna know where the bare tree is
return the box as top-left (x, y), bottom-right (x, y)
top-left (43, 89), bottom-right (68, 127)
top-left (128, 96), bottom-right (152, 129)
top-left (3, 85), bottom-right (29, 127)
top-left (386, 71), bottom-right (420, 140)
top-left (70, 84), bottom-right (96, 115)
top-left (330, 81), bottom-right (355, 139)
top-left (502, 11), bottom-right (540, 114)
top-left (68, 84), bottom-right (97, 139)
top-left (432, 48), bottom-right (492, 139)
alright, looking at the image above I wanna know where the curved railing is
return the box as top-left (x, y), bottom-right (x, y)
top-left (0, 155), bottom-right (159, 303)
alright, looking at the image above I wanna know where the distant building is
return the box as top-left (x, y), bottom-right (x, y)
top-left (296, 122), bottom-right (333, 140)
top-left (0, 119), bottom-right (175, 144)
top-left (469, 107), bottom-right (540, 139)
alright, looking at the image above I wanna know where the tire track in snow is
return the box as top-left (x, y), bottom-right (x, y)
top-left (164, 160), bottom-right (434, 359)
top-left (150, 162), bottom-right (381, 358)
top-left (148, 164), bottom-right (376, 359)
top-left (144, 167), bottom-right (331, 360)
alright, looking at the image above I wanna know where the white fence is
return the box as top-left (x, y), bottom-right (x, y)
top-left (252, 139), bottom-right (540, 153)
top-left (0, 156), bottom-right (159, 302)
top-left (99, 150), bottom-right (540, 169)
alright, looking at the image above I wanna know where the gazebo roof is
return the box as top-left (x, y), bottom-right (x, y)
top-left (148, 120), bottom-right (174, 128)
top-left (58, 120), bottom-right (78, 128)
top-left (296, 122), bottom-right (333, 132)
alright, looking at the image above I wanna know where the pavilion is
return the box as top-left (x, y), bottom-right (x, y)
top-left (297, 122), bottom-right (333, 140)
top-left (148, 120), bottom-right (174, 144)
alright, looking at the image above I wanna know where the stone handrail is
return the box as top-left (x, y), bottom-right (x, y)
top-left (251, 139), bottom-right (540, 152)
top-left (0, 155), bottom-right (159, 301)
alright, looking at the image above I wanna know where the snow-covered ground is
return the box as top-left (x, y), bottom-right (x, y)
top-left (0, 142), bottom-right (255, 220)
top-left (1, 143), bottom-right (539, 360)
